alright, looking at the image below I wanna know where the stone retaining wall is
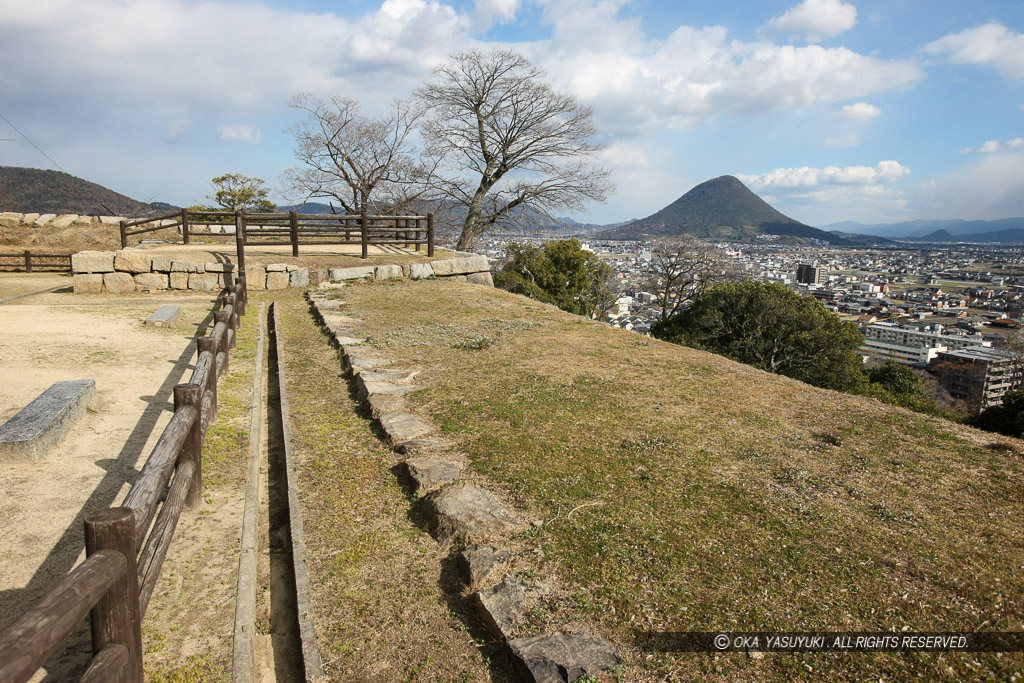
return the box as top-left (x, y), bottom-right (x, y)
top-left (70, 249), bottom-right (494, 294)
top-left (0, 212), bottom-right (130, 229)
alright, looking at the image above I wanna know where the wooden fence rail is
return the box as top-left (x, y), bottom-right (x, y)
top-left (0, 281), bottom-right (249, 683)
top-left (0, 251), bottom-right (72, 273)
top-left (119, 208), bottom-right (435, 260)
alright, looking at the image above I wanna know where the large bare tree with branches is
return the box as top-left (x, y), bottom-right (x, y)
top-left (648, 236), bottom-right (735, 320)
top-left (283, 94), bottom-right (425, 215)
top-left (417, 49), bottom-right (613, 251)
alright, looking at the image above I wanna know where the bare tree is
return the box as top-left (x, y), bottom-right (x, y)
top-left (648, 236), bottom-right (733, 320)
top-left (283, 94), bottom-right (425, 215)
top-left (417, 49), bottom-right (613, 251)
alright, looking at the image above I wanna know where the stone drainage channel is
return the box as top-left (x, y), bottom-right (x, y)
top-left (307, 288), bottom-right (621, 682)
top-left (233, 302), bottom-right (324, 682)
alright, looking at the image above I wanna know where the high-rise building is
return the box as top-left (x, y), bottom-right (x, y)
top-left (796, 262), bottom-right (823, 285)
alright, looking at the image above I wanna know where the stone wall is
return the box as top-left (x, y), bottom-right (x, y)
top-left (71, 249), bottom-right (494, 294)
top-left (1, 212), bottom-right (131, 229)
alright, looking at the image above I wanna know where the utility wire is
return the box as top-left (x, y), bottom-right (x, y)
top-left (0, 112), bottom-right (67, 173)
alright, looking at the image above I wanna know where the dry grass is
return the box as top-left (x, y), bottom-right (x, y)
top-left (262, 289), bottom-right (515, 682)
top-left (327, 279), bottom-right (1024, 682)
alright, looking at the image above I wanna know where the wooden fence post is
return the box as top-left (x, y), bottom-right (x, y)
top-left (415, 218), bottom-right (422, 252)
top-left (427, 213), bottom-right (435, 258)
top-left (24, 250), bottom-right (32, 273)
top-left (360, 208), bottom-right (368, 259)
top-left (234, 211), bottom-right (246, 276)
top-left (289, 211), bottom-right (299, 258)
top-left (119, 220), bottom-right (128, 249)
top-left (214, 311), bottom-right (235, 353)
top-left (196, 336), bottom-right (219, 423)
top-left (232, 281), bottom-right (246, 316)
top-left (84, 507), bottom-right (143, 683)
top-left (181, 208), bottom-right (190, 245)
top-left (173, 384), bottom-right (204, 508)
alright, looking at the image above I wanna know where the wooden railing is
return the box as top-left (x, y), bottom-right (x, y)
top-left (0, 251), bottom-right (72, 273)
top-left (119, 208), bottom-right (434, 260)
top-left (0, 282), bottom-right (248, 683)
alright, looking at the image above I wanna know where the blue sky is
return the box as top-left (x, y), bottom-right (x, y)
top-left (1, 0), bottom-right (1023, 226)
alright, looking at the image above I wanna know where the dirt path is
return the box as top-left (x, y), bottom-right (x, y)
top-left (0, 275), bottom-right (249, 680)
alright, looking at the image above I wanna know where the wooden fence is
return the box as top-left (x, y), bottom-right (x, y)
top-left (120, 208), bottom-right (435, 260)
top-left (0, 251), bottom-right (72, 273)
top-left (0, 282), bottom-right (249, 683)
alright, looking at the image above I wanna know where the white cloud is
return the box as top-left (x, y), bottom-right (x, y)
top-left (472, 0), bottom-right (520, 29)
top-left (924, 22), bottom-right (1024, 80)
top-left (738, 161), bottom-right (911, 189)
top-left (541, 24), bottom-right (922, 134)
top-left (765, 0), bottom-right (858, 43)
top-left (960, 137), bottom-right (1024, 154)
top-left (824, 134), bottom-right (861, 147)
top-left (835, 102), bottom-right (881, 120)
top-left (217, 125), bottom-right (262, 144)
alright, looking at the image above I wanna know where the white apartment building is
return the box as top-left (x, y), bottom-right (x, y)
top-left (859, 321), bottom-right (990, 365)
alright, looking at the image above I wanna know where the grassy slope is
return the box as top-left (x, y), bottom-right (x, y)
top-left (266, 289), bottom-right (515, 681)
top-left (332, 279), bottom-right (1023, 682)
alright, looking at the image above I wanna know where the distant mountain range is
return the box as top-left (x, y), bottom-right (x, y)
top-left (0, 166), bottom-right (162, 216)
top-left (596, 175), bottom-right (879, 246)
top-left (822, 218), bottom-right (1024, 244)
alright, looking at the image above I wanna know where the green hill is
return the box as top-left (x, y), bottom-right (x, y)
top-left (599, 175), bottom-right (845, 243)
top-left (0, 166), bottom-right (159, 216)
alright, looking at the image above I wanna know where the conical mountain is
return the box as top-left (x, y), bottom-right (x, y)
top-left (598, 175), bottom-right (842, 243)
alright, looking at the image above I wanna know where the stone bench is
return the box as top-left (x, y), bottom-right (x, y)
top-left (0, 380), bottom-right (97, 463)
top-left (145, 304), bottom-right (182, 327)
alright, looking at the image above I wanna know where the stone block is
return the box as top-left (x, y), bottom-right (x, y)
top-left (34, 214), bottom-right (56, 226)
top-left (430, 255), bottom-right (489, 276)
top-left (290, 269), bottom-right (310, 287)
top-left (113, 249), bottom-right (153, 274)
top-left (169, 272), bottom-right (189, 290)
top-left (22, 213), bottom-right (40, 224)
top-left (409, 263), bottom-right (434, 280)
top-left (266, 271), bottom-right (290, 290)
top-left (188, 273), bottom-right (219, 291)
top-left (405, 457), bottom-right (463, 494)
top-left (378, 413), bottom-right (433, 444)
top-left (98, 216), bottom-right (122, 225)
top-left (103, 272), bottom-right (136, 293)
top-left (194, 263), bottom-right (206, 273)
top-left (424, 482), bottom-right (518, 544)
top-left (308, 269), bottom-right (328, 286)
top-left (375, 265), bottom-right (403, 280)
top-left (474, 578), bottom-right (528, 640)
top-left (204, 262), bottom-right (235, 273)
top-left (507, 633), bottom-right (621, 682)
top-left (209, 225), bottom-right (223, 234)
top-left (50, 214), bottom-right (79, 228)
top-left (393, 439), bottom-right (445, 456)
top-left (170, 260), bottom-right (194, 272)
top-left (367, 393), bottom-right (407, 418)
top-left (135, 273), bottom-right (168, 291)
top-left (150, 256), bottom-right (172, 272)
top-left (73, 273), bottom-right (104, 294)
top-left (266, 263), bottom-right (288, 272)
top-left (145, 305), bottom-right (182, 327)
top-left (245, 266), bottom-right (267, 290)
top-left (467, 271), bottom-right (495, 287)
top-left (458, 546), bottom-right (509, 588)
top-left (72, 250), bottom-right (115, 273)
top-left (0, 380), bottom-right (97, 463)
top-left (286, 265), bottom-right (298, 272)
top-left (329, 266), bottom-right (375, 281)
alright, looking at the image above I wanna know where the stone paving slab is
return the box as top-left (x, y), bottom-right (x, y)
top-left (459, 546), bottom-right (509, 588)
top-left (0, 380), bottom-right (97, 462)
top-left (378, 413), bottom-right (433, 444)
